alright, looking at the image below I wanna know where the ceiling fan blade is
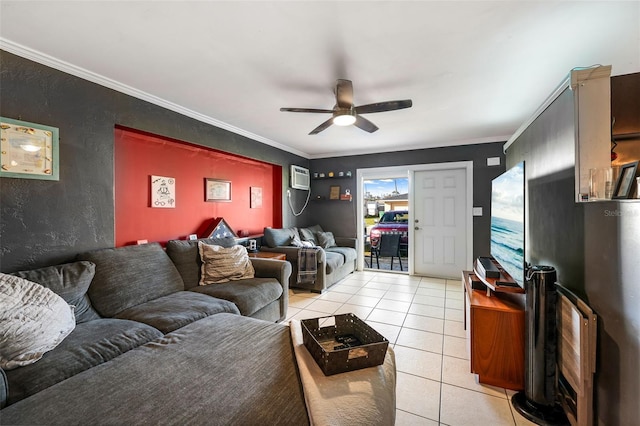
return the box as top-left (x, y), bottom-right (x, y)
top-left (335, 79), bottom-right (354, 109)
top-left (309, 117), bottom-right (334, 135)
top-left (354, 99), bottom-right (413, 115)
top-left (280, 107), bottom-right (334, 113)
top-left (354, 115), bottom-right (379, 133)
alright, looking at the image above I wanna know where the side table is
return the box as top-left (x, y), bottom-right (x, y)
top-left (248, 251), bottom-right (286, 261)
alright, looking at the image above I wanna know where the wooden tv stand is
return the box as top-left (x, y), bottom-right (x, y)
top-left (462, 270), bottom-right (525, 390)
top-left (473, 257), bottom-right (525, 295)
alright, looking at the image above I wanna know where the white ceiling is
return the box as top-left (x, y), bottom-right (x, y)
top-left (1, 1), bottom-right (639, 159)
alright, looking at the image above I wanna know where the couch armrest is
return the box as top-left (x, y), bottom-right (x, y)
top-left (334, 237), bottom-right (358, 250)
top-left (250, 258), bottom-right (292, 322)
top-left (0, 367), bottom-right (7, 409)
top-left (250, 258), bottom-right (292, 289)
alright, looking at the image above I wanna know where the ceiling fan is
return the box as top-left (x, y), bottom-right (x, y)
top-left (280, 79), bottom-right (412, 135)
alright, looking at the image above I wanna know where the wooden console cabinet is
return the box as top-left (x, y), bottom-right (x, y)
top-left (462, 270), bottom-right (525, 390)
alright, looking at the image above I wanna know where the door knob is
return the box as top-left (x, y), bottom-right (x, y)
top-left (415, 226), bottom-right (421, 230)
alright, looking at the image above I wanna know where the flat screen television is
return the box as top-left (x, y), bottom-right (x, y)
top-left (490, 161), bottom-right (526, 287)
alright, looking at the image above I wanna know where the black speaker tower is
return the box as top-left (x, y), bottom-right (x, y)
top-left (512, 265), bottom-right (568, 425)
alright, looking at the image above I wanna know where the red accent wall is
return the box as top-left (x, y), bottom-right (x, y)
top-left (114, 127), bottom-right (281, 246)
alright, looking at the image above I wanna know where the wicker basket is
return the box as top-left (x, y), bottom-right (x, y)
top-left (301, 313), bottom-right (389, 376)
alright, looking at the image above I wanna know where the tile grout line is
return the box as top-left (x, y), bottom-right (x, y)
top-left (436, 279), bottom-right (454, 424)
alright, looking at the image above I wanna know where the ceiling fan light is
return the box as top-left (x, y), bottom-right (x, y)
top-left (333, 113), bottom-right (356, 126)
top-left (20, 144), bottom-right (42, 152)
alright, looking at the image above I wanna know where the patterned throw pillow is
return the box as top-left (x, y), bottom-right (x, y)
top-left (198, 242), bottom-right (255, 285)
top-left (0, 273), bottom-right (75, 370)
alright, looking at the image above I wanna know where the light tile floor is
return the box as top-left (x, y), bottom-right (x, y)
top-left (285, 270), bottom-right (537, 426)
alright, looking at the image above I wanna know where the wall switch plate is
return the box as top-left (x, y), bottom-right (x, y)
top-left (487, 157), bottom-right (501, 166)
top-left (473, 207), bottom-right (483, 216)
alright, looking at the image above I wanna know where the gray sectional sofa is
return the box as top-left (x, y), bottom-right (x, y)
top-left (0, 239), bottom-right (313, 425)
top-left (260, 225), bottom-right (357, 293)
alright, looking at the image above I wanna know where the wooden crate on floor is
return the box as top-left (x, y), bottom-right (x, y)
top-left (556, 285), bottom-right (597, 426)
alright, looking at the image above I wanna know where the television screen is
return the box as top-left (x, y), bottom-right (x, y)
top-left (490, 161), bottom-right (525, 286)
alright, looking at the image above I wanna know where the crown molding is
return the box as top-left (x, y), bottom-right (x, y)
top-left (0, 38), bottom-right (311, 159)
top-left (309, 135), bottom-right (510, 159)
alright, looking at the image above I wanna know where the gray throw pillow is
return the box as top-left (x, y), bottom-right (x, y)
top-left (12, 261), bottom-right (99, 324)
top-left (299, 225), bottom-right (323, 244)
top-left (263, 227), bottom-right (298, 248)
top-left (298, 227), bottom-right (317, 244)
top-left (316, 232), bottom-right (336, 249)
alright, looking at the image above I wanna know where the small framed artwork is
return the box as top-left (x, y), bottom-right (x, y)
top-left (151, 175), bottom-right (176, 208)
top-left (329, 185), bottom-right (341, 200)
top-left (612, 161), bottom-right (639, 199)
top-left (250, 186), bottom-right (263, 208)
top-left (0, 117), bottom-right (60, 180)
top-left (205, 178), bottom-right (232, 202)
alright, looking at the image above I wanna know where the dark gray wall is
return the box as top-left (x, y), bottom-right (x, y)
top-left (309, 142), bottom-right (506, 260)
top-left (505, 85), bottom-right (639, 425)
top-left (0, 51), bottom-right (310, 273)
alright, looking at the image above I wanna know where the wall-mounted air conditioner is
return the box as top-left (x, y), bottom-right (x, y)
top-left (290, 165), bottom-right (310, 190)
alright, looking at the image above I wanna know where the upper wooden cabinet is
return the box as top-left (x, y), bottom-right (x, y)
top-left (503, 65), bottom-right (632, 203)
top-left (570, 66), bottom-right (612, 202)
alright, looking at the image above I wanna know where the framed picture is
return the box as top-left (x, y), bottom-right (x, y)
top-left (151, 175), bottom-right (176, 208)
top-left (250, 186), bottom-right (262, 208)
top-left (329, 185), bottom-right (341, 200)
top-left (612, 161), bottom-right (638, 199)
top-left (205, 178), bottom-right (231, 202)
top-left (1, 117), bottom-right (59, 180)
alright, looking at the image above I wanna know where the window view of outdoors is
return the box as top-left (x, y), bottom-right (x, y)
top-left (364, 178), bottom-right (409, 271)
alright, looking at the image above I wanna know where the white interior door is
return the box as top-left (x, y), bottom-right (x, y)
top-left (413, 168), bottom-right (468, 278)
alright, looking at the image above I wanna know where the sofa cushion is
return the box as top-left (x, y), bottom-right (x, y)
top-left (12, 261), bottom-right (100, 324)
top-left (78, 243), bottom-right (184, 318)
top-left (0, 274), bottom-right (76, 370)
top-left (263, 227), bottom-right (298, 248)
top-left (0, 367), bottom-right (6, 409)
top-left (0, 314), bottom-right (309, 426)
top-left (198, 242), bottom-right (255, 285)
top-left (298, 225), bottom-right (323, 244)
top-left (166, 238), bottom-right (236, 290)
top-left (324, 251), bottom-right (345, 275)
top-left (114, 291), bottom-right (240, 334)
top-left (326, 246), bottom-right (357, 264)
top-left (190, 278), bottom-right (283, 317)
top-left (316, 231), bottom-right (336, 249)
top-left (4, 318), bottom-right (162, 405)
